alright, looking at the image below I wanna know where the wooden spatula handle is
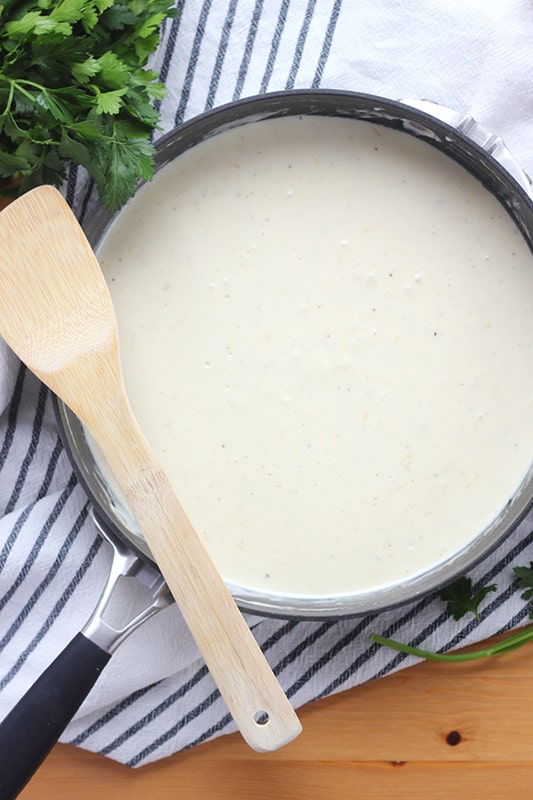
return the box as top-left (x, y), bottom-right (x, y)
top-left (85, 389), bottom-right (302, 752)
top-left (0, 185), bottom-right (301, 753)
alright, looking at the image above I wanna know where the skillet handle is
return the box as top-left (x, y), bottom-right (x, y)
top-left (0, 633), bottom-right (110, 800)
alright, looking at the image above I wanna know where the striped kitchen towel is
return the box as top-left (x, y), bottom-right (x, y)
top-left (1, 0), bottom-right (533, 768)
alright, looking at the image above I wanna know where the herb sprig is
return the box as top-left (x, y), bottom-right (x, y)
top-left (439, 576), bottom-right (497, 621)
top-left (370, 563), bottom-right (533, 662)
top-left (0, 0), bottom-right (177, 211)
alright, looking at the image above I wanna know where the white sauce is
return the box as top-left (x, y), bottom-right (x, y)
top-left (90, 115), bottom-right (533, 598)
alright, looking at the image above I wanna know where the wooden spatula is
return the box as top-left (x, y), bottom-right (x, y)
top-left (0, 185), bottom-right (301, 752)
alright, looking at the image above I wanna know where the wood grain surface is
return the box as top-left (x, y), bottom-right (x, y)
top-left (18, 633), bottom-right (533, 800)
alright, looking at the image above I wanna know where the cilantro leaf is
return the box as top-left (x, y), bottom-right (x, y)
top-left (50, 0), bottom-right (88, 24)
top-left (71, 56), bottom-right (100, 84)
top-left (439, 576), bottom-right (497, 621)
top-left (99, 4), bottom-right (137, 31)
top-left (93, 87), bottom-right (127, 115)
top-left (4, 11), bottom-right (43, 37)
top-left (89, 118), bottom-right (155, 210)
top-left (513, 563), bottom-right (533, 613)
top-left (95, 52), bottom-right (131, 89)
top-left (34, 89), bottom-right (74, 124)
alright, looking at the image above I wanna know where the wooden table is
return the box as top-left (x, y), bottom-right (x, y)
top-left (19, 634), bottom-right (533, 800)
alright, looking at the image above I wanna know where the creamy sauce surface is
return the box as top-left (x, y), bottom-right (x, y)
top-left (91, 115), bottom-right (533, 597)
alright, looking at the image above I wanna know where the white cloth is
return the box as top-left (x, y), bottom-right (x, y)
top-left (1, 0), bottom-right (533, 768)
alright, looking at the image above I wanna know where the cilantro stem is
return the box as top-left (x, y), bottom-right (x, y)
top-left (1, 79), bottom-right (15, 117)
top-left (1, 77), bottom-right (45, 92)
top-left (0, 76), bottom-right (43, 104)
top-left (370, 625), bottom-right (533, 662)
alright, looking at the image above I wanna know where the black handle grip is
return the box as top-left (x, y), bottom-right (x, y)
top-left (0, 632), bottom-right (111, 800)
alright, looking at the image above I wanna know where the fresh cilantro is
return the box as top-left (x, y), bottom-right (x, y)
top-left (439, 576), bottom-right (497, 621)
top-left (370, 561), bottom-right (533, 662)
top-left (513, 562), bottom-right (533, 615)
top-left (0, 0), bottom-right (178, 211)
